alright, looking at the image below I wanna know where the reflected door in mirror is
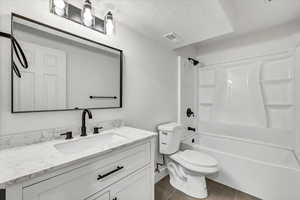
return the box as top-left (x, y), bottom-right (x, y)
top-left (13, 41), bottom-right (67, 111)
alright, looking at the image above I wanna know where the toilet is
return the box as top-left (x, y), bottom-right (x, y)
top-left (158, 122), bottom-right (218, 199)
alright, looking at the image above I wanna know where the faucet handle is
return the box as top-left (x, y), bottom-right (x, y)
top-left (60, 131), bottom-right (73, 140)
top-left (93, 127), bottom-right (103, 134)
top-left (187, 127), bottom-right (196, 132)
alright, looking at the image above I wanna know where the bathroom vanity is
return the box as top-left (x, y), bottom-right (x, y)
top-left (0, 13), bottom-right (155, 200)
top-left (0, 127), bottom-right (156, 200)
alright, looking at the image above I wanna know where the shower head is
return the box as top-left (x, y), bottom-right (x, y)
top-left (188, 57), bottom-right (200, 66)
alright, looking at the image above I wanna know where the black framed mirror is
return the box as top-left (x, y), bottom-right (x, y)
top-left (11, 13), bottom-right (123, 113)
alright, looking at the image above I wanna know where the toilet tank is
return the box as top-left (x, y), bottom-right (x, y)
top-left (158, 122), bottom-right (184, 155)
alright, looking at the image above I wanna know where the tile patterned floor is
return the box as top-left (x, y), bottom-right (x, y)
top-left (155, 176), bottom-right (260, 200)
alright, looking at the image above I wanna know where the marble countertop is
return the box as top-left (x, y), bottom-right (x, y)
top-left (0, 126), bottom-right (156, 188)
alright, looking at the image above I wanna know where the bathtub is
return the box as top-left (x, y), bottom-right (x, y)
top-left (181, 133), bottom-right (300, 200)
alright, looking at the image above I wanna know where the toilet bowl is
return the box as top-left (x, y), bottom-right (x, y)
top-left (158, 123), bottom-right (218, 199)
top-left (167, 150), bottom-right (218, 198)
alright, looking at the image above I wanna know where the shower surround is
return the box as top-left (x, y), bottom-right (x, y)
top-left (179, 35), bottom-right (300, 199)
top-left (197, 49), bottom-right (297, 150)
top-left (198, 52), bottom-right (294, 134)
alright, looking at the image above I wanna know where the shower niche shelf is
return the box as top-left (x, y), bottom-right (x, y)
top-left (260, 78), bottom-right (293, 84)
top-left (199, 102), bottom-right (214, 106)
top-left (261, 56), bottom-right (295, 131)
top-left (264, 104), bottom-right (294, 108)
top-left (198, 69), bottom-right (216, 122)
top-left (199, 84), bottom-right (216, 88)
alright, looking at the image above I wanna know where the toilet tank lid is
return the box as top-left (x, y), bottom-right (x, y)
top-left (158, 122), bottom-right (183, 131)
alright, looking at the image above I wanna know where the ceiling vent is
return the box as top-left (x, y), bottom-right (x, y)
top-left (163, 32), bottom-right (181, 43)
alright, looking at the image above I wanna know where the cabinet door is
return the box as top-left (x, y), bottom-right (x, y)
top-left (110, 166), bottom-right (152, 200)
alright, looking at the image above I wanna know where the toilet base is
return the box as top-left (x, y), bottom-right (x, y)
top-left (167, 161), bottom-right (208, 199)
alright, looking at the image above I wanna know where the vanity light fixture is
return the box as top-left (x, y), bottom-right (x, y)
top-left (50, 0), bottom-right (115, 35)
top-left (81, 0), bottom-right (95, 27)
top-left (105, 11), bottom-right (114, 35)
top-left (52, 0), bottom-right (67, 17)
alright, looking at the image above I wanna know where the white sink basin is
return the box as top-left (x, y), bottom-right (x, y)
top-left (55, 133), bottom-right (128, 154)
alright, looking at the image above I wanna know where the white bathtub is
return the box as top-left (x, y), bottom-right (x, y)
top-left (181, 133), bottom-right (300, 200)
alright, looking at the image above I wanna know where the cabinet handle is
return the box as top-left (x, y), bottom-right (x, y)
top-left (97, 166), bottom-right (124, 180)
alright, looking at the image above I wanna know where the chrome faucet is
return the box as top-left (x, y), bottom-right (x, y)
top-left (81, 109), bottom-right (93, 137)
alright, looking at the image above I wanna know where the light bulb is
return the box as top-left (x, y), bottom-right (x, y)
top-left (53, 0), bottom-right (66, 16)
top-left (106, 19), bottom-right (114, 35)
top-left (83, 8), bottom-right (93, 26)
top-left (105, 11), bottom-right (114, 35)
top-left (81, 0), bottom-right (94, 27)
top-left (54, 0), bottom-right (66, 9)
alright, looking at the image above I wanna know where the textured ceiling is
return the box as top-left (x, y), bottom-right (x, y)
top-left (192, 0), bottom-right (300, 51)
top-left (220, 0), bottom-right (300, 35)
top-left (71, 0), bottom-right (300, 51)
top-left (72, 0), bottom-right (233, 49)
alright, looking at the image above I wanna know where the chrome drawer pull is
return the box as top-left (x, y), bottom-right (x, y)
top-left (97, 166), bottom-right (124, 180)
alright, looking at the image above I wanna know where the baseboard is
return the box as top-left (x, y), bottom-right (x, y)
top-left (155, 165), bottom-right (168, 183)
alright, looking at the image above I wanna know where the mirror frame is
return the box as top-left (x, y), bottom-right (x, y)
top-left (11, 13), bottom-right (123, 113)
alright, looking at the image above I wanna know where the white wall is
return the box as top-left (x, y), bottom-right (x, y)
top-left (0, 0), bottom-right (178, 135)
top-left (195, 21), bottom-right (300, 158)
top-left (178, 57), bottom-right (198, 139)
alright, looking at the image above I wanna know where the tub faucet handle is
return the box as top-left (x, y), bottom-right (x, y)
top-left (186, 108), bottom-right (195, 118)
top-left (187, 127), bottom-right (196, 132)
top-left (60, 131), bottom-right (73, 140)
top-left (93, 126), bottom-right (103, 134)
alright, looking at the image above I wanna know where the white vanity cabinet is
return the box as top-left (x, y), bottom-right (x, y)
top-left (5, 140), bottom-right (155, 200)
top-left (110, 166), bottom-right (152, 200)
top-left (87, 166), bottom-right (151, 200)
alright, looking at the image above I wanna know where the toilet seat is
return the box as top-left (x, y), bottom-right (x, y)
top-left (179, 150), bottom-right (218, 167)
top-left (170, 150), bottom-right (218, 174)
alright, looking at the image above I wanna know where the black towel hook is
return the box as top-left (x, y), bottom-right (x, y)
top-left (0, 31), bottom-right (28, 78)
